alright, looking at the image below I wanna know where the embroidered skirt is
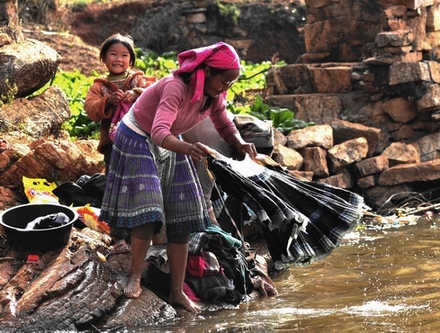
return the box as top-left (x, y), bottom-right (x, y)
top-left (99, 121), bottom-right (211, 236)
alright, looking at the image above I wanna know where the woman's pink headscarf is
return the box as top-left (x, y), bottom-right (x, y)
top-left (173, 42), bottom-right (241, 103)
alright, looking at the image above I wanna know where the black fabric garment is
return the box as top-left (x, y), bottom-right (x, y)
top-left (81, 173), bottom-right (106, 201)
top-left (52, 182), bottom-right (102, 207)
top-left (185, 273), bottom-right (241, 304)
top-left (211, 245), bottom-right (255, 297)
top-left (53, 173), bottom-right (106, 208)
top-left (207, 155), bottom-right (364, 268)
top-left (144, 264), bottom-right (170, 301)
top-left (216, 195), bottom-right (249, 239)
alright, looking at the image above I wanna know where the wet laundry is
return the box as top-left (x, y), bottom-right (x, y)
top-left (24, 212), bottom-right (70, 230)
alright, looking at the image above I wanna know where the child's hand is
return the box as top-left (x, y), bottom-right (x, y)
top-left (121, 90), bottom-right (139, 103)
top-left (108, 89), bottom-right (124, 106)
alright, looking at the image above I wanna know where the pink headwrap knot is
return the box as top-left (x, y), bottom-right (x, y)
top-left (173, 42), bottom-right (241, 103)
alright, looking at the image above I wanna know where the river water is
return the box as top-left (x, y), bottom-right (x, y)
top-left (129, 215), bottom-right (440, 333)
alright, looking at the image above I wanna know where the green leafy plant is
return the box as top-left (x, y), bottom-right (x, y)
top-left (135, 49), bottom-right (178, 78)
top-left (52, 71), bottom-right (100, 139)
top-left (249, 95), bottom-right (315, 135)
top-left (0, 79), bottom-right (18, 106)
top-left (216, 1), bottom-right (240, 24)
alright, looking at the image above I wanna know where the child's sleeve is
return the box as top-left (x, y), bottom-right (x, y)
top-left (132, 74), bottom-right (157, 96)
top-left (84, 82), bottom-right (113, 121)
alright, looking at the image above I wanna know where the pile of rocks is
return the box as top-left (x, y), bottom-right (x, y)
top-left (265, 0), bottom-right (440, 211)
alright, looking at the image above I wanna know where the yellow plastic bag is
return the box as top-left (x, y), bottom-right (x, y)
top-left (75, 204), bottom-right (110, 234)
top-left (22, 176), bottom-right (59, 204)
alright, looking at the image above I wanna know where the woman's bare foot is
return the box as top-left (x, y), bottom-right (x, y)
top-left (124, 274), bottom-right (142, 298)
top-left (169, 292), bottom-right (201, 313)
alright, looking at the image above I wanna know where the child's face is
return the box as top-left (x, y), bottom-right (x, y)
top-left (204, 68), bottom-right (240, 98)
top-left (103, 42), bottom-right (131, 75)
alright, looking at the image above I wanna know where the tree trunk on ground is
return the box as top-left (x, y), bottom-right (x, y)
top-left (0, 0), bottom-right (22, 41)
top-left (0, 39), bottom-right (60, 100)
top-left (0, 0), bottom-right (60, 101)
top-left (0, 228), bottom-right (177, 332)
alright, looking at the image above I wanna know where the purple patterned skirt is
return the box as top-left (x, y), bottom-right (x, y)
top-left (99, 121), bottom-right (211, 236)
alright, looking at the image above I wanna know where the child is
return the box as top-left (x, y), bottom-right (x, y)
top-left (99, 41), bottom-right (257, 312)
top-left (84, 33), bottom-right (156, 254)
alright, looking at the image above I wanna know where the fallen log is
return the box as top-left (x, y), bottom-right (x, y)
top-left (0, 227), bottom-right (177, 331)
top-left (0, 38), bottom-right (60, 99)
top-left (0, 224), bottom-right (273, 331)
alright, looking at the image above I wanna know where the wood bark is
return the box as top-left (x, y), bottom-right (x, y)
top-left (0, 38), bottom-right (60, 100)
top-left (0, 228), bottom-right (177, 331)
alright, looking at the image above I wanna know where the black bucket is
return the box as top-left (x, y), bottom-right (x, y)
top-left (0, 204), bottom-right (78, 253)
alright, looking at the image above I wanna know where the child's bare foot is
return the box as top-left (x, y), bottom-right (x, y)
top-left (169, 292), bottom-right (201, 313)
top-left (124, 274), bottom-right (142, 298)
top-left (112, 239), bottom-right (131, 254)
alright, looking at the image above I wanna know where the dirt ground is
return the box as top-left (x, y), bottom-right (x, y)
top-left (23, 26), bottom-right (106, 76)
top-left (22, 0), bottom-right (153, 75)
top-left (21, 0), bottom-right (304, 76)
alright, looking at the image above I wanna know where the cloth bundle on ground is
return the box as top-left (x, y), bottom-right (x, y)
top-left (233, 114), bottom-right (274, 156)
top-left (52, 173), bottom-right (106, 208)
top-left (188, 225), bottom-right (255, 298)
top-left (206, 153), bottom-right (365, 270)
top-left (25, 212), bottom-right (70, 230)
top-left (145, 225), bottom-right (262, 305)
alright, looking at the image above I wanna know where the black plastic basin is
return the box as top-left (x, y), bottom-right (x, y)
top-left (0, 204), bottom-right (78, 253)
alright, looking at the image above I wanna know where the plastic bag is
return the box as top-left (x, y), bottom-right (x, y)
top-left (22, 176), bottom-right (59, 204)
top-left (75, 204), bottom-right (110, 234)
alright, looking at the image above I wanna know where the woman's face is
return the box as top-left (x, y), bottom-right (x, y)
top-left (203, 68), bottom-right (240, 98)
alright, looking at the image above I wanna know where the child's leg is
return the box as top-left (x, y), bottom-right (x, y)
top-left (111, 226), bottom-right (131, 253)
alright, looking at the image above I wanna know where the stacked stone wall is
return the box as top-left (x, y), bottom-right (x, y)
top-left (265, 0), bottom-right (440, 210)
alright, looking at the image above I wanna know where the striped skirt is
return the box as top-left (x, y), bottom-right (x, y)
top-left (99, 121), bottom-right (211, 236)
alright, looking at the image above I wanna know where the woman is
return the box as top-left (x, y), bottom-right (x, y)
top-left (99, 42), bottom-right (257, 313)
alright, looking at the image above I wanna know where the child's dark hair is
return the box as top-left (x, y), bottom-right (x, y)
top-left (99, 33), bottom-right (136, 68)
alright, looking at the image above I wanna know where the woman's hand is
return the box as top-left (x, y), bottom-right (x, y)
top-left (162, 136), bottom-right (217, 161)
top-left (227, 131), bottom-right (258, 160)
top-left (187, 142), bottom-right (212, 162)
top-left (237, 142), bottom-right (257, 160)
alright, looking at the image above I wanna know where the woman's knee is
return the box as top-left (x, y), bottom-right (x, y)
top-left (167, 233), bottom-right (190, 244)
